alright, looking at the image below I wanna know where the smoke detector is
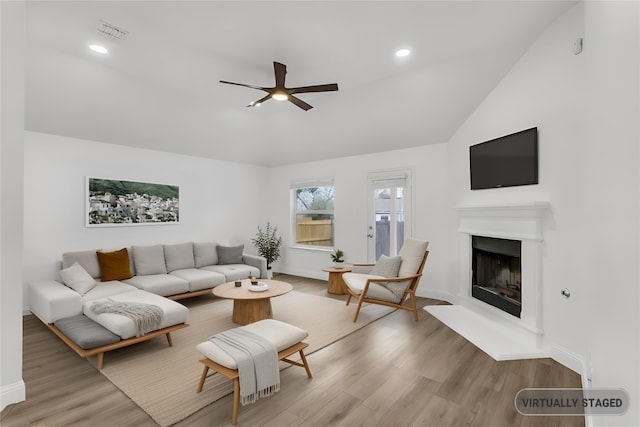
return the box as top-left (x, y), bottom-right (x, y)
top-left (96, 20), bottom-right (129, 42)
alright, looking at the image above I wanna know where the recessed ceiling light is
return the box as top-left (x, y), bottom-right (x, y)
top-left (89, 44), bottom-right (108, 54)
top-left (395, 48), bottom-right (411, 57)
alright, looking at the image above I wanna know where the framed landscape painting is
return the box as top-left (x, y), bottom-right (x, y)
top-left (86, 177), bottom-right (180, 227)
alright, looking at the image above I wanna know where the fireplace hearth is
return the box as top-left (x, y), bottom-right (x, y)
top-left (472, 236), bottom-right (522, 318)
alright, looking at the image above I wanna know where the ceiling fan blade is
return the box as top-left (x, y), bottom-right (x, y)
top-left (246, 94), bottom-right (272, 107)
top-left (288, 95), bottom-right (313, 111)
top-left (273, 62), bottom-right (287, 88)
top-left (289, 83), bottom-right (339, 94)
top-left (220, 80), bottom-right (269, 92)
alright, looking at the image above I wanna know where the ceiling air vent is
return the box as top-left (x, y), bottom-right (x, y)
top-left (96, 20), bottom-right (129, 42)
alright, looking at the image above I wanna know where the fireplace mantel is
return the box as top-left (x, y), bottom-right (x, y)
top-left (455, 201), bottom-right (550, 241)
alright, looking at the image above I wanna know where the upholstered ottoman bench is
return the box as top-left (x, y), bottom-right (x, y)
top-left (195, 319), bottom-right (313, 425)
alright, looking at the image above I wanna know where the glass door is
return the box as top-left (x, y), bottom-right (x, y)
top-left (367, 170), bottom-right (412, 262)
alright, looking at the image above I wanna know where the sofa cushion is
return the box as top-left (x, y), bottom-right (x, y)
top-left (62, 250), bottom-right (101, 279)
top-left (59, 262), bottom-right (97, 295)
top-left (202, 264), bottom-right (260, 282)
top-left (164, 242), bottom-right (195, 272)
top-left (122, 274), bottom-right (189, 296)
top-left (83, 289), bottom-right (189, 340)
top-left (193, 242), bottom-right (218, 267)
top-left (369, 255), bottom-right (402, 278)
top-left (132, 245), bottom-right (167, 275)
top-left (216, 244), bottom-right (244, 265)
top-left (96, 248), bottom-right (133, 281)
top-left (54, 315), bottom-right (120, 349)
top-left (169, 268), bottom-right (226, 292)
top-left (398, 239), bottom-right (429, 277)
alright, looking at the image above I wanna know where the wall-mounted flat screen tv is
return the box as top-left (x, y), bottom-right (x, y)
top-left (469, 127), bottom-right (538, 190)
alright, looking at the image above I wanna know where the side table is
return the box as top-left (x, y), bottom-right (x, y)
top-left (322, 266), bottom-right (352, 295)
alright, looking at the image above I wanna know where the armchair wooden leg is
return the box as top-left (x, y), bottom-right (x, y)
top-left (353, 298), bottom-right (365, 322)
top-left (410, 295), bottom-right (419, 321)
top-left (345, 294), bottom-right (352, 305)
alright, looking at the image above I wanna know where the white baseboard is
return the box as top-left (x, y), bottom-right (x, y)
top-left (550, 343), bottom-right (585, 375)
top-left (276, 268), bottom-right (326, 281)
top-left (1, 380), bottom-right (25, 412)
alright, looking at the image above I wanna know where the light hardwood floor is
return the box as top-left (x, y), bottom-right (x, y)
top-left (1, 274), bottom-right (583, 427)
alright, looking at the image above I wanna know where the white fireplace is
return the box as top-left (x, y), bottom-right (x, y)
top-left (426, 201), bottom-right (551, 360)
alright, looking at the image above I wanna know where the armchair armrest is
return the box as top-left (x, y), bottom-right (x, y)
top-left (366, 273), bottom-right (421, 284)
top-left (352, 263), bottom-right (374, 274)
top-left (242, 254), bottom-right (268, 278)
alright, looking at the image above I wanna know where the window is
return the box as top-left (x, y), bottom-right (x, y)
top-left (292, 181), bottom-right (334, 248)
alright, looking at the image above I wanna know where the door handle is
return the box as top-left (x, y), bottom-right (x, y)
top-left (367, 234), bottom-right (373, 238)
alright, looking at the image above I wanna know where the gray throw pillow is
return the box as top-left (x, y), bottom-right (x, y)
top-left (216, 245), bottom-right (244, 265)
top-left (369, 255), bottom-right (402, 278)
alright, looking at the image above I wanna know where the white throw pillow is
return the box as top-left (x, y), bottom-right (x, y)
top-left (369, 255), bottom-right (402, 278)
top-left (59, 262), bottom-right (97, 295)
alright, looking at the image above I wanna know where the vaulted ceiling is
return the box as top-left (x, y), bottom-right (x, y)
top-left (25, 1), bottom-right (575, 167)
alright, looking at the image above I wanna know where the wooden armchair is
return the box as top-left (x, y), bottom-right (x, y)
top-left (343, 239), bottom-right (429, 322)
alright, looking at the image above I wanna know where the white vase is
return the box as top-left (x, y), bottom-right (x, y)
top-left (265, 269), bottom-right (273, 279)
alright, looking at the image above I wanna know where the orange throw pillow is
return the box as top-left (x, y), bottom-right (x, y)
top-left (96, 248), bottom-right (133, 281)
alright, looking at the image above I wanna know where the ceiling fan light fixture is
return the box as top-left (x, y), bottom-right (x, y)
top-left (272, 91), bottom-right (289, 101)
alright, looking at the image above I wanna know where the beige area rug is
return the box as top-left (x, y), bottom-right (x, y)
top-left (91, 291), bottom-right (394, 426)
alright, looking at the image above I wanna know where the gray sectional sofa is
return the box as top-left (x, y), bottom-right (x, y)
top-left (29, 241), bottom-right (267, 368)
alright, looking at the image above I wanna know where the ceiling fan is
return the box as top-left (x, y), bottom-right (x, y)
top-left (220, 61), bottom-right (338, 111)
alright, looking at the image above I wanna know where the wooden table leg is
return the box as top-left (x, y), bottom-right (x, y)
top-left (327, 272), bottom-right (347, 295)
top-left (232, 298), bottom-right (273, 325)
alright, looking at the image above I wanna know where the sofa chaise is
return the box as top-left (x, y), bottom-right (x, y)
top-left (29, 242), bottom-right (267, 368)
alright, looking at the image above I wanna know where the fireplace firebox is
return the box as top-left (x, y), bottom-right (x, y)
top-left (471, 236), bottom-right (522, 318)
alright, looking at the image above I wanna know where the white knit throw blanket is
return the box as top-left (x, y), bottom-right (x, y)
top-left (208, 328), bottom-right (279, 406)
top-left (90, 299), bottom-right (164, 337)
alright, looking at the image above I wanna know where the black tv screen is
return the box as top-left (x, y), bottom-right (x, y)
top-left (469, 127), bottom-right (538, 190)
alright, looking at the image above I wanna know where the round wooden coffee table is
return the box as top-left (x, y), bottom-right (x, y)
top-left (212, 279), bottom-right (293, 325)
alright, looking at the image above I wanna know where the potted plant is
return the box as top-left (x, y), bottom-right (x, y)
top-left (251, 222), bottom-right (283, 279)
top-left (330, 248), bottom-right (345, 267)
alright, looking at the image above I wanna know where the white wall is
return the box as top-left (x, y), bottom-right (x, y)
top-left (445, 2), bottom-right (639, 426)
top-left (22, 131), bottom-right (269, 309)
top-left (266, 144), bottom-right (450, 297)
top-left (0, 0), bottom-right (26, 412)
top-left (448, 0), bottom-right (589, 363)
top-left (582, 2), bottom-right (639, 427)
